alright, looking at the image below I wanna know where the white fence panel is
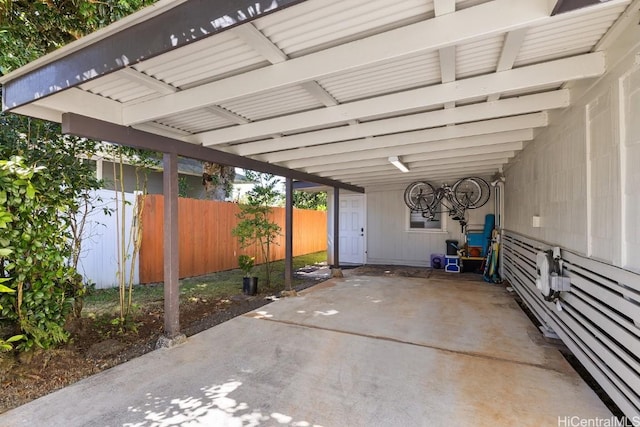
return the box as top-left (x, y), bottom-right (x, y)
top-left (76, 189), bottom-right (139, 289)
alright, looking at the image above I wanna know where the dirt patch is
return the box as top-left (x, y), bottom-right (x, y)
top-left (0, 272), bottom-right (327, 414)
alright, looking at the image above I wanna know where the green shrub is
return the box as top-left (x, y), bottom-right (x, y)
top-left (0, 156), bottom-right (75, 349)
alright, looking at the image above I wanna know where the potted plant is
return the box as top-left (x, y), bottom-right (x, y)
top-left (238, 254), bottom-right (258, 295)
top-left (232, 172), bottom-right (282, 289)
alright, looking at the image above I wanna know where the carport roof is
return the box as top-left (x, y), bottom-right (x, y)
top-left (0, 0), bottom-right (634, 190)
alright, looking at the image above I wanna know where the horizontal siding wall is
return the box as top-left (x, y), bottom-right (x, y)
top-left (503, 231), bottom-right (640, 418)
top-left (139, 195), bottom-right (327, 283)
top-left (365, 183), bottom-right (494, 266)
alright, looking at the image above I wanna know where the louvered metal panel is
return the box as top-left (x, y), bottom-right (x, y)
top-left (156, 109), bottom-right (236, 134)
top-left (219, 85), bottom-right (323, 121)
top-left (254, 0), bottom-right (433, 57)
top-left (80, 74), bottom-right (159, 103)
top-left (503, 231), bottom-right (640, 419)
top-left (456, 35), bottom-right (503, 79)
top-left (135, 31), bottom-right (267, 89)
top-left (515, 3), bottom-right (629, 66)
top-left (319, 52), bottom-right (440, 103)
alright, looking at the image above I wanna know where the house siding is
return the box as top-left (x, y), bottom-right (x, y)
top-left (327, 184), bottom-right (495, 267)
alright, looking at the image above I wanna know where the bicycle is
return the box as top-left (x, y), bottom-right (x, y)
top-left (403, 177), bottom-right (490, 229)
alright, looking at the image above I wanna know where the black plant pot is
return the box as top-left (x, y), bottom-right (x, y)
top-left (242, 277), bottom-right (258, 296)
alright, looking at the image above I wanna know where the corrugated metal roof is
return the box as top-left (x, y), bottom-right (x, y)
top-left (135, 31), bottom-right (267, 89)
top-left (2, 0), bottom-right (635, 189)
top-left (254, 0), bottom-right (433, 57)
top-left (515, 3), bottom-right (628, 66)
top-left (156, 108), bottom-right (236, 134)
top-left (456, 34), bottom-right (503, 79)
top-left (80, 73), bottom-right (159, 103)
top-left (319, 52), bottom-right (441, 103)
top-left (219, 85), bottom-right (324, 121)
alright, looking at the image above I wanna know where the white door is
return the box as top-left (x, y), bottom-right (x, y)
top-left (339, 195), bottom-right (365, 264)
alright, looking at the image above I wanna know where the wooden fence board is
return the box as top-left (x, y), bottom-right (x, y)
top-left (139, 195), bottom-right (327, 283)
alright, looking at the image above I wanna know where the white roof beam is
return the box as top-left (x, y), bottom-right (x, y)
top-left (434, 0), bottom-right (456, 16)
top-left (258, 112), bottom-right (546, 163)
top-left (331, 158), bottom-right (511, 181)
top-left (303, 141), bottom-right (524, 174)
top-left (487, 28), bottom-right (529, 101)
top-left (231, 23), bottom-right (288, 64)
top-left (355, 168), bottom-right (501, 187)
top-left (232, 22), bottom-right (338, 109)
top-left (283, 129), bottom-right (533, 169)
top-left (206, 105), bottom-right (250, 125)
top-left (33, 88), bottom-right (123, 124)
top-left (123, 0), bottom-right (555, 125)
top-left (132, 122), bottom-right (191, 139)
top-left (120, 68), bottom-right (177, 95)
top-left (439, 46), bottom-right (457, 84)
top-left (194, 52), bottom-right (602, 146)
top-left (344, 162), bottom-right (507, 185)
top-left (230, 91), bottom-right (567, 156)
top-left (300, 81), bottom-right (338, 107)
top-left (318, 152), bottom-right (516, 179)
top-left (435, 0), bottom-right (457, 109)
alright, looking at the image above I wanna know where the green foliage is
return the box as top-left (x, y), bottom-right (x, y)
top-left (293, 191), bottom-right (327, 211)
top-left (232, 172), bottom-right (282, 286)
top-left (0, 0), bottom-right (157, 75)
top-left (0, 156), bottom-right (76, 349)
top-left (238, 255), bottom-right (255, 277)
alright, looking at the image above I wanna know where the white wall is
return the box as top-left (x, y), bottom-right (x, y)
top-left (75, 189), bottom-right (139, 289)
top-left (504, 21), bottom-right (640, 272)
top-left (327, 182), bottom-right (495, 267)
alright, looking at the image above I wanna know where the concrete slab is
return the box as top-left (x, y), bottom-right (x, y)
top-left (0, 275), bottom-right (611, 427)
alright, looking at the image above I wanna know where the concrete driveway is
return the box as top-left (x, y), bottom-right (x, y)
top-left (1, 273), bottom-right (611, 426)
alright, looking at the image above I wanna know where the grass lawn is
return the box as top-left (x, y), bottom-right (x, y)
top-left (84, 251), bottom-right (327, 317)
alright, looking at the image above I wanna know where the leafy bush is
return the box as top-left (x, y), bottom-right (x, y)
top-left (0, 156), bottom-right (76, 349)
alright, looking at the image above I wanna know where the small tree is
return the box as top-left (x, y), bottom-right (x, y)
top-left (232, 172), bottom-right (282, 287)
top-left (103, 144), bottom-right (154, 329)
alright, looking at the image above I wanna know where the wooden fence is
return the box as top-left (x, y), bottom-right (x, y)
top-left (138, 195), bottom-right (327, 283)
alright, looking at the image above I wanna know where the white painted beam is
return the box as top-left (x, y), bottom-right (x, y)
top-left (304, 141), bottom-right (524, 174)
top-left (345, 163), bottom-right (506, 186)
top-left (230, 91), bottom-right (567, 156)
top-left (206, 105), bottom-right (250, 124)
top-left (123, 0), bottom-right (555, 125)
top-left (300, 81), bottom-right (338, 107)
top-left (318, 152), bottom-right (515, 179)
top-left (283, 129), bottom-right (533, 169)
top-left (194, 53), bottom-right (602, 145)
top-left (434, 0), bottom-right (456, 16)
top-left (132, 122), bottom-right (192, 140)
top-left (231, 23), bottom-right (288, 63)
top-left (331, 158), bottom-right (510, 181)
top-left (34, 88), bottom-right (123, 124)
top-left (354, 167), bottom-right (502, 187)
top-left (120, 68), bottom-right (177, 95)
top-left (439, 46), bottom-right (457, 83)
top-left (487, 28), bottom-right (528, 101)
top-left (258, 113), bottom-right (546, 163)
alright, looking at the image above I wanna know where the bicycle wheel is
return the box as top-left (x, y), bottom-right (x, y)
top-left (404, 181), bottom-right (436, 211)
top-left (452, 177), bottom-right (490, 209)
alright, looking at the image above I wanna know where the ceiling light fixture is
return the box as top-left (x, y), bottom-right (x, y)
top-left (388, 156), bottom-right (409, 173)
